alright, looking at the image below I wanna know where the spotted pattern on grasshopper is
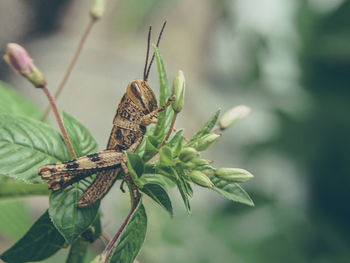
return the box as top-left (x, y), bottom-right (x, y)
top-left (39, 23), bottom-right (173, 207)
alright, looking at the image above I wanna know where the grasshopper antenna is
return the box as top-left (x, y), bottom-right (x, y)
top-left (143, 26), bottom-right (152, 81)
top-left (144, 21), bottom-right (167, 81)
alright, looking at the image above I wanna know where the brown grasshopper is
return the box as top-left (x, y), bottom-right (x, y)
top-left (39, 22), bottom-right (174, 207)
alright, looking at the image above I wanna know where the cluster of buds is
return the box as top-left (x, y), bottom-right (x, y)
top-left (178, 147), bottom-right (213, 188)
top-left (3, 43), bottom-right (46, 88)
top-left (179, 147), bottom-right (211, 166)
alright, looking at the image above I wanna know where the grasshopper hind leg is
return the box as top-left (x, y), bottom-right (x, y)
top-left (78, 169), bottom-right (121, 207)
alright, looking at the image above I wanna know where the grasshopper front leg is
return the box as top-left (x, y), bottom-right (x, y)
top-left (39, 150), bottom-right (124, 191)
top-left (141, 95), bottom-right (175, 126)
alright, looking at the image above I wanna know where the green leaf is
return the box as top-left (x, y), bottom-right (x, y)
top-left (66, 237), bottom-right (88, 263)
top-left (142, 137), bottom-right (158, 161)
top-left (0, 113), bottom-right (71, 183)
top-left (170, 166), bottom-right (191, 212)
top-left (141, 173), bottom-right (176, 189)
top-left (0, 81), bottom-right (42, 119)
top-left (108, 201), bottom-right (147, 263)
top-left (175, 166), bottom-right (193, 197)
top-left (166, 129), bottom-right (183, 148)
top-left (166, 129), bottom-right (184, 158)
top-left (134, 136), bottom-right (146, 155)
top-left (153, 47), bottom-right (170, 109)
top-left (153, 47), bottom-right (174, 144)
top-left (155, 166), bottom-right (179, 181)
top-left (125, 152), bottom-right (145, 189)
top-left (211, 177), bottom-right (254, 206)
top-left (0, 200), bottom-right (32, 239)
top-left (0, 210), bottom-right (66, 262)
top-left (49, 180), bottom-right (100, 244)
top-left (187, 109), bottom-right (221, 145)
top-left (147, 135), bottom-right (159, 147)
top-left (173, 136), bottom-right (184, 157)
top-left (159, 146), bottom-right (173, 167)
top-left (61, 111), bottom-right (98, 157)
top-left (141, 183), bottom-right (173, 217)
top-left (126, 152), bottom-right (144, 178)
top-left (49, 112), bottom-right (100, 244)
top-left (81, 214), bottom-right (102, 243)
top-left (176, 178), bottom-right (191, 213)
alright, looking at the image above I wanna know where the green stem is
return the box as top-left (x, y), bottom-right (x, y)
top-left (0, 181), bottom-right (49, 197)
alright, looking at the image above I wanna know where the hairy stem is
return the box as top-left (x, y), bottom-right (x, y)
top-left (42, 86), bottom-right (76, 159)
top-left (42, 19), bottom-right (96, 121)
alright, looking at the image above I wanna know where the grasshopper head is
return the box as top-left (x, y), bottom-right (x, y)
top-left (126, 79), bottom-right (157, 113)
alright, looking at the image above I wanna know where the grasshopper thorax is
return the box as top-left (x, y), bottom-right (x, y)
top-left (126, 79), bottom-right (157, 114)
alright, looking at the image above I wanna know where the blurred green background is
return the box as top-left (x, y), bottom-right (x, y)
top-left (1, 0), bottom-right (350, 262)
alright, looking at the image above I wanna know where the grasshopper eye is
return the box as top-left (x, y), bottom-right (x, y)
top-left (130, 82), bottom-right (142, 98)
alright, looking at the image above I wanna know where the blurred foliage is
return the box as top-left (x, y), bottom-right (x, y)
top-left (200, 0), bottom-right (350, 262)
top-left (115, 0), bottom-right (172, 33)
top-left (0, 200), bottom-right (32, 240)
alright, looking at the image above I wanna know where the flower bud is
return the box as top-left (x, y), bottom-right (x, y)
top-left (219, 106), bottom-right (251, 130)
top-left (179, 147), bottom-right (198, 162)
top-left (190, 158), bottom-right (211, 166)
top-left (193, 133), bottom-right (220, 151)
top-left (4, 43), bottom-right (46, 88)
top-left (90, 0), bottom-right (106, 20)
top-left (188, 171), bottom-right (214, 188)
top-left (171, 70), bottom-right (185, 113)
top-left (215, 168), bottom-right (254, 183)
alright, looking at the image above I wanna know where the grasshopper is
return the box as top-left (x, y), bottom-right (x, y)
top-left (39, 22), bottom-right (174, 207)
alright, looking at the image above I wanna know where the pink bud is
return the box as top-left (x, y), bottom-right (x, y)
top-left (4, 43), bottom-right (35, 76)
top-left (4, 43), bottom-right (45, 87)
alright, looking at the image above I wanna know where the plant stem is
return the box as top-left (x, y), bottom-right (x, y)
top-left (42, 86), bottom-right (76, 159)
top-left (161, 113), bottom-right (177, 147)
top-left (101, 231), bottom-right (111, 242)
top-left (41, 19), bottom-right (96, 121)
top-left (102, 195), bottom-right (140, 262)
top-left (148, 112), bottom-right (178, 162)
